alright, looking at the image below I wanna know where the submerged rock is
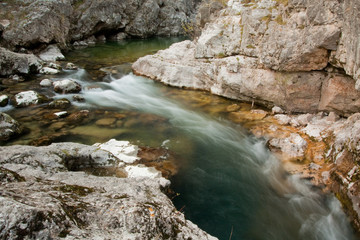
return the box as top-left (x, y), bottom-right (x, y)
top-left (48, 98), bottom-right (71, 109)
top-left (0, 141), bottom-right (217, 239)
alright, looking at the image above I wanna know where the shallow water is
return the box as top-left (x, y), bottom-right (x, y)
top-left (1, 39), bottom-right (358, 239)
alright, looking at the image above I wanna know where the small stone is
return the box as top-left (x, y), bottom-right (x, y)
top-left (0, 112), bottom-right (24, 141)
top-left (40, 67), bottom-right (60, 75)
top-left (65, 63), bottom-right (78, 70)
top-left (48, 62), bottom-right (61, 70)
top-left (274, 114), bottom-right (292, 125)
top-left (53, 79), bottom-right (81, 94)
top-left (54, 111), bottom-right (68, 118)
top-left (0, 95), bottom-right (9, 107)
top-left (326, 112), bottom-right (339, 122)
top-left (250, 109), bottom-right (268, 120)
top-left (48, 98), bottom-right (71, 109)
top-left (309, 163), bottom-right (321, 170)
top-left (72, 95), bottom-right (85, 102)
top-left (40, 79), bottom-right (52, 87)
top-left (272, 106), bottom-right (284, 114)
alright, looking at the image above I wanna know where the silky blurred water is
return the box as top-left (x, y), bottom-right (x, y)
top-left (2, 39), bottom-right (358, 239)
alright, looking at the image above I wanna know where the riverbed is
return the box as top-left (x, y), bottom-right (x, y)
top-left (1, 38), bottom-right (358, 240)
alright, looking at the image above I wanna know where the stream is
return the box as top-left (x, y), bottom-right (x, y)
top-left (2, 38), bottom-right (358, 240)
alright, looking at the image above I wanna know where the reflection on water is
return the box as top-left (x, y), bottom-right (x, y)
top-left (1, 39), bottom-right (358, 240)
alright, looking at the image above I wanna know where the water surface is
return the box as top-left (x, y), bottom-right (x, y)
top-left (1, 39), bottom-right (358, 240)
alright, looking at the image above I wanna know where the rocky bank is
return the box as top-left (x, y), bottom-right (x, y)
top-left (132, 0), bottom-right (360, 232)
top-left (0, 139), bottom-right (217, 239)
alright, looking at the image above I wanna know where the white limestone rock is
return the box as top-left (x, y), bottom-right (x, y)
top-left (40, 79), bottom-right (52, 87)
top-left (39, 45), bottom-right (65, 62)
top-left (13, 90), bottom-right (49, 107)
top-left (53, 79), bottom-right (81, 93)
top-left (93, 139), bottom-right (139, 164)
top-left (40, 67), bottom-right (60, 75)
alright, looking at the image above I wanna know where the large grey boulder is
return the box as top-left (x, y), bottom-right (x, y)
top-left (0, 47), bottom-right (42, 76)
top-left (0, 142), bottom-right (217, 239)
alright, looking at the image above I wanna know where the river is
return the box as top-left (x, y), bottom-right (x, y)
top-left (2, 38), bottom-right (358, 240)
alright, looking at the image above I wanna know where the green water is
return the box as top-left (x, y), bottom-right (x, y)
top-left (2, 38), bottom-right (358, 240)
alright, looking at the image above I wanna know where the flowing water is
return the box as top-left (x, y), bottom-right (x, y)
top-left (2, 38), bottom-right (358, 239)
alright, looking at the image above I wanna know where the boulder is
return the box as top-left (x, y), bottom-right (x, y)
top-left (0, 95), bottom-right (9, 107)
top-left (0, 48), bottom-right (42, 76)
top-left (53, 79), bottom-right (81, 94)
top-left (39, 79), bottom-right (52, 87)
top-left (48, 98), bottom-right (71, 109)
top-left (38, 45), bottom-right (65, 62)
top-left (12, 90), bottom-right (50, 108)
top-left (0, 112), bottom-right (24, 142)
top-left (0, 142), bottom-right (217, 239)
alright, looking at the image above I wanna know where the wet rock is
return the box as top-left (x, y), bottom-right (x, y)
top-left (48, 62), bottom-right (62, 70)
top-left (12, 90), bottom-right (50, 108)
top-left (39, 67), bottom-right (60, 75)
top-left (66, 110), bottom-right (89, 124)
top-left (53, 79), bottom-right (81, 94)
top-left (65, 62), bottom-right (78, 70)
top-left (268, 133), bottom-right (308, 162)
top-left (0, 95), bottom-right (9, 107)
top-left (40, 79), bottom-right (52, 87)
top-left (0, 47), bottom-right (42, 76)
top-left (38, 45), bottom-right (65, 62)
top-left (0, 112), bottom-right (24, 142)
top-left (72, 94), bottom-right (85, 102)
top-left (48, 98), bottom-right (71, 109)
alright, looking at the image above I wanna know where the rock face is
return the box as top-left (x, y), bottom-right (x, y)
top-left (0, 47), bottom-right (42, 76)
top-left (0, 141), bottom-right (217, 240)
top-left (0, 0), bottom-right (200, 50)
top-left (133, 0), bottom-right (360, 116)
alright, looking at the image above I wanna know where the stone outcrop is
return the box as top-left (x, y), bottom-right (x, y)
top-left (0, 140), bottom-right (217, 239)
top-left (133, 0), bottom-right (360, 116)
top-left (0, 0), bottom-right (200, 50)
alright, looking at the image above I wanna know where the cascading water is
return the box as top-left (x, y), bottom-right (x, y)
top-left (79, 73), bottom-right (356, 240)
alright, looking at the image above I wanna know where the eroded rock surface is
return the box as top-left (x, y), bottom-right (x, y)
top-left (0, 141), bottom-right (217, 240)
top-left (133, 0), bottom-right (360, 116)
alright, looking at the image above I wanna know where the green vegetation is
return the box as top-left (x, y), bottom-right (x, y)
top-left (246, 44), bottom-right (256, 49)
